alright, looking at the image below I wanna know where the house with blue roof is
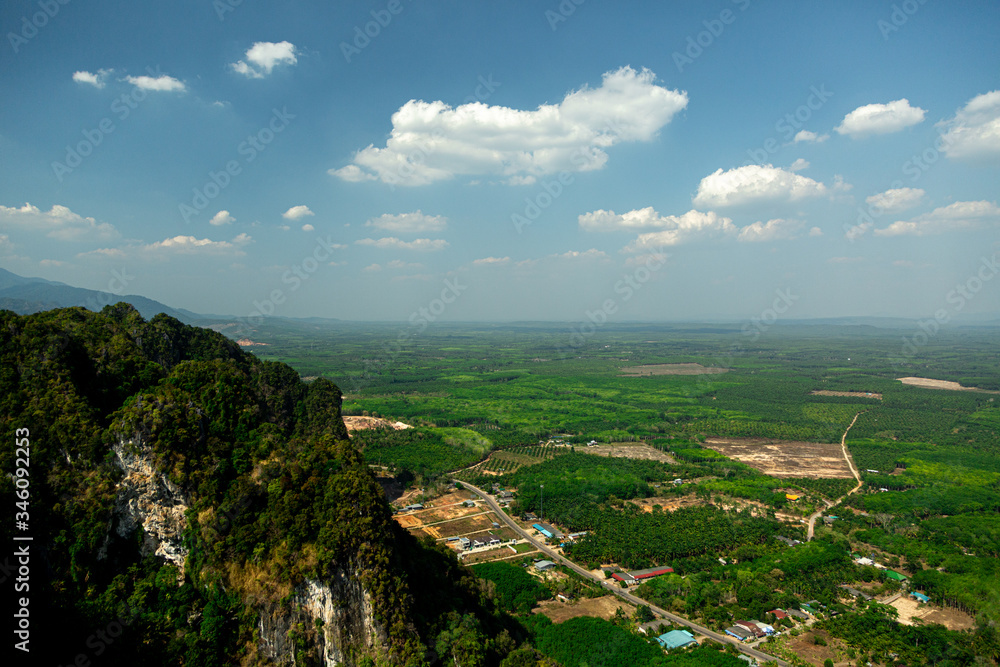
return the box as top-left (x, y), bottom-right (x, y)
top-left (656, 629), bottom-right (697, 650)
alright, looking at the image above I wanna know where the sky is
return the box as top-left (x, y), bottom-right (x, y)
top-left (1, 0), bottom-right (999, 324)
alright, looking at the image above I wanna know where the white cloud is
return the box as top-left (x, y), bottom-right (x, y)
top-left (123, 74), bottom-right (186, 92)
top-left (80, 234), bottom-right (251, 261)
top-left (845, 222), bottom-right (872, 242)
top-left (386, 259), bottom-right (424, 270)
top-left (231, 41), bottom-right (298, 79)
top-left (809, 226), bottom-right (823, 237)
top-left (365, 211), bottom-right (447, 234)
top-left (209, 210), bottom-right (235, 226)
top-left (937, 90), bottom-right (1000, 161)
top-left (864, 187), bottom-right (925, 214)
top-left (72, 69), bottom-right (112, 88)
top-left (39, 259), bottom-right (67, 268)
top-left (580, 207), bottom-right (732, 236)
top-left (330, 66), bottom-right (688, 186)
top-left (472, 256), bottom-right (511, 266)
top-left (362, 263), bottom-right (382, 272)
top-left (737, 218), bottom-right (803, 243)
top-left (875, 200), bottom-right (1000, 237)
top-left (835, 99), bottom-right (926, 137)
top-left (0, 203), bottom-right (118, 241)
top-left (301, 223), bottom-right (315, 232)
top-left (793, 130), bottom-right (829, 143)
top-left (553, 249), bottom-right (607, 261)
top-left (789, 158), bottom-right (809, 172)
top-left (356, 237), bottom-right (449, 251)
top-left (615, 209), bottom-right (737, 252)
top-left (282, 205), bottom-right (314, 220)
top-left (692, 164), bottom-right (827, 208)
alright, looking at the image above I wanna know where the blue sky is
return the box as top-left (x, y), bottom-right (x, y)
top-left (1, 0), bottom-right (998, 323)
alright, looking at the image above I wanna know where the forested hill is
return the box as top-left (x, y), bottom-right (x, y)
top-left (0, 305), bottom-right (517, 666)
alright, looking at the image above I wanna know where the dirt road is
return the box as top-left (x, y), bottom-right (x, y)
top-left (807, 412), bottom-right (864, 541)
top-left (456, 479), bottom-right (789, 667)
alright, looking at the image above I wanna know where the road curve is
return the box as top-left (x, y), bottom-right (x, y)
top-left (455, 479), bottom-right (789, 667)
top-left (807, 411), bottom-right (865, 541)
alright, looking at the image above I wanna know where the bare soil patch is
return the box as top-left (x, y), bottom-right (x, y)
top-left (619, 363), bottom-right (729, 377)
top-left (704, 438), bottom-right (854, 478)
top-left (811, 390), bottom-right (882, 400)
top-left (897, 377), bottom-right (999, 394)
top-left (780, 630), bottom-right (843, 666)
top-left (629, 496), bottom-right (704, 513)
top-left (889, 596), bottom-right (975, 631)
top-left (344, 415), bottom-right (413, 433)
top-left (585, 443), bottom-right (677, 464)
top-left (535, 595), bottom-right (634, 624)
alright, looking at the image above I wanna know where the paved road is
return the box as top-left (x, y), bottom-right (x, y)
top-left (456, 479), bottom-right (789, 667)
top-left (807, 411), bottom-right (865, 541)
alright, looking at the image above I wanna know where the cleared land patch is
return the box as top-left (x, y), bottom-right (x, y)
top-left (534, 595), bottom-right (634, 624)
top-left (704, 437), bottom-right (854, 478)
top-left (810, 390), bottom-right (882, 400)
top-left (584, 443), bottom-right (676, 464)
top-left (344, 415), bottom-right (413, 433)
top-left (619, 363), bottom-right (729, 377)
top-left (889, 595), bottom-right (975, 631)
top-left (897, 377), bottom-right (999, 393)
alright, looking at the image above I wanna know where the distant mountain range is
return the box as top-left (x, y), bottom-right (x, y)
top-left (0, 267), bottom-right (205, 323)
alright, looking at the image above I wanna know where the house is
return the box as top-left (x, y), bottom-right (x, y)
top-left (839, 585), bottom-right (873, 601)
top-left (785, 494), bottom-right (799, 501)
top-left (768, 609), bottom-right (788, 620)
top-left (611, 566), bottom-right (673, 585)
top-left (735, 621), bottom-right (765, 639)
top-left (484, 533), bottom-right (502, 546)
top-left (786, 609), bottom-right (809, 621)
top-left (855, 556), bottom-right (874, 566)
top-left (885, 570), bottom-right (908, 583)
top-left (458, 538), bottom-right (471, 549)
top-left (532, 523), bottom-right (553, 539)
top-left (463, 500), bottom-right (476, 508)
top-left (799, 604), bottom-right (816, 615)
top-left (498, 490), bottom-right (513, 500)
top-left (534, 560), bottom-right (557, 571)
top-left (524, 512), bottom-right (538, 521)
top-left (404, 503), bottom-right (424, 511)
top-left (910, 592), bottom-right (930, 603)
top-left (776, 536), bottom-right (801, 547)
top-left (656, 629), bottom-right (697, 650)
top-left (725, 626), bottom-right (753, 641)
top-left (637, 620), bottom-right (666, 636)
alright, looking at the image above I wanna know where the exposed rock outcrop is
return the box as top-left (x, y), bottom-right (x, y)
top-left (257, 570), bottom-right (389, 666)
top-left (107, 437), bottom-right (190, 578)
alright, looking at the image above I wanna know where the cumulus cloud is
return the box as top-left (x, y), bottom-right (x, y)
top-left (72, 69), bottom-right (112, 88)
top-left (365, 211), bottom-right (447, 234)
top-left (355, 237), bottom-right (449, 251)
top-left (875, 200), bottom-right (1000, 237)
top-left (579, 207), bottom-right (731, 237)
top-left (80, 234), bottom-right (252, 261)
top-left (864, 187), bottom-right (925, 214)
top-left (472, 256), bottom-right (511, 266)
top-left (553, 249), bottom-right (608, 261)
top-left (123, 74), bottom-right (186, 92)
top-left (937, 90), bottom-right (1000, 161)
top-left (793, 130), bottom-right (829, 143)
top-left (610, 209), bottom-right (737, 252)
top-left (282, 205), bottom-right (314, 220)
top-left (835, 99), bottom-right (926, 137)
top-left (0, 203), bottom-right (118, 241)
top-left (809, 226), bottom-right (823, 237)
top-left (231, 41), bottom-right (298, 79)
top-left (301, 223), bottom-right (315, 232)
top-left (737, 218), bottom-right (803, 243)
top-left (209, 210), bottom-right (235, 226)
top-left (692, 164), bottom-right (827, 208)
top-left (789, 158), bottom-right (810, 172)
top-left (330, 66), bottom-right (688, 186)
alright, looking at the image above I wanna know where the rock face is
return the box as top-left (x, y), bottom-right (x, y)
top-left (109, 437), bottom-right (190, 577)
top-left (258, 570), bottom-right (389, 666)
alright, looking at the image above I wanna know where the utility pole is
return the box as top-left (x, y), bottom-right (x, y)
top-left (540, 484), bottom-right (544, 521)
